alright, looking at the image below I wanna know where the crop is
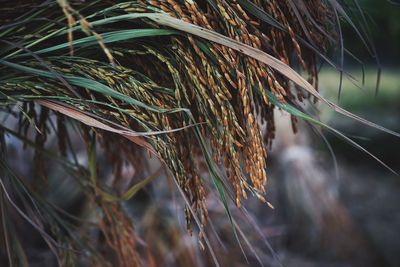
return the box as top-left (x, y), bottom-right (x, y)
top-left (0, 1), bottom-right (397, 266)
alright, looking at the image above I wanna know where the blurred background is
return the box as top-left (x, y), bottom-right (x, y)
top-left (2, 1), bottom-right (400, 267)
top-left (263, 0), bottom-right (400, 266)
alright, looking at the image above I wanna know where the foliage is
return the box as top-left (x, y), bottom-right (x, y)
top-left (0, 1), bottom-right (397, 266)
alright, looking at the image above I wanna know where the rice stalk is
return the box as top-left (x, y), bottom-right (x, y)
top-left (0, 1), bottom-right (395, 266)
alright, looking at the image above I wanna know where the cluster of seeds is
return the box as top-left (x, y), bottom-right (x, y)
top-left (0, 0), bottom-right (333, 234)
top-left (118, 0), bottom-right (331, 208)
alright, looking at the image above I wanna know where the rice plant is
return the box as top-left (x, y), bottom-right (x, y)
top-left (0, 0), bottom-right (397, 266)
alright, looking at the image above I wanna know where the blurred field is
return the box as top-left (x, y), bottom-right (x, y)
top-left (292, 67), bottom-right (400, 267)
top-left (318, 68), bottom-right (400, 165)
top-left (320, 68), bottom-right (400, 116)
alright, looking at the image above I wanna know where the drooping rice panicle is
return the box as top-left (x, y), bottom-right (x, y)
top-left (0, 1), bottom-right (390, 266)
